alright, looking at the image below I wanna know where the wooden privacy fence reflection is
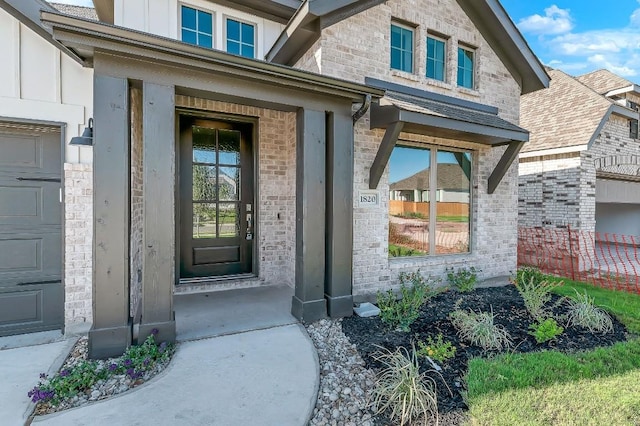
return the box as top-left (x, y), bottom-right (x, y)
top-left (518, 226), bottom-right (640, 294)
top-left (389, 201), bottom-right (469, 217)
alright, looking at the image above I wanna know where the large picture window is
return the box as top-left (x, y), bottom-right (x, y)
top-left (388, 145), bottom-right (471, 257)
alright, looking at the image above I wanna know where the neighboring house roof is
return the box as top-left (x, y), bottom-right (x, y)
top-left (267, 0), bottom-right (549, 95)
top-left (390, 164), bottom-right (469, 191)
top-left (520, 68), bottom-right (638, 155)
top-left (49, 2), bottom-right (97, 20)
top-left (575, 69), bottom-right (636, 95)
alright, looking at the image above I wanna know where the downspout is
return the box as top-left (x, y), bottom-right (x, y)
top-left (352, 94), bottom-right (371, 123)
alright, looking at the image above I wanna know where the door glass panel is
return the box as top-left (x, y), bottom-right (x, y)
top-left (218, 202), bottom-right (239, 238)
top-left (218, 166), bottom-right (240, 201)
top-left (193, 127), bottom-right (216, 163)
top-left (193, 165), bottom-right (217, 201)
top-left (193, 203), bottom-right (216, 239)
top-left (218, 130), bottom-right (241, 165)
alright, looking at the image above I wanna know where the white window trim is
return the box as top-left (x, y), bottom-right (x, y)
top-left (426, 34), bottom-right (447, 83)
top-left (457, 44), bottom-right (476, 90)
top-left (178, 3), bottom-right (215, 49)
top-left (223, 14), bottom-right (258, 59)
top-left (390, 21), bottom-right (416, 74)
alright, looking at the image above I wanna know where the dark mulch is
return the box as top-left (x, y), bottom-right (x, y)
top-left (342, 284), bottom-right (629, 416)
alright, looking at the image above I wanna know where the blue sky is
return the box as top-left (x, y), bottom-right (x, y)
top-left (501, 0), bottom-right (640, 80)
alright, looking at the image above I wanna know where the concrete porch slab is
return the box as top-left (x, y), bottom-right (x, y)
top-left (174, 284), bottom-right (297, 341)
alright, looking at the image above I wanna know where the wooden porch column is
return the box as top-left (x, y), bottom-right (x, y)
top-left (291, 108), bottom-right (327, 322)
top-left (138, 82), bottom-right (176, 343)
top-left (325, 110), bottom-right (354, 317)
top-left (88, 75), bottom-right (132, 358)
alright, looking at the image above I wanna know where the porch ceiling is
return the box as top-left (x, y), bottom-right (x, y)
top-left (39, 11), bottom-right (384, 103)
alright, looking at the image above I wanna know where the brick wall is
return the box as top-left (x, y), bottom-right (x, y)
top-left (295, 0), bottom-right (523, 295)
top-left (174, 96), bottom-right (296, 288)
top-left (129, 87), bottom-right (143, 319)
top-left (63, 163), bottom-right (93, 327)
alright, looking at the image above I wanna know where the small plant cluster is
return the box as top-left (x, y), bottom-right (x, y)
top-left (371, 345), bottom-right (440, 426)
top-left (447, 266), bottom-right (479, 293)
top-left (449, 308), bottom-right (511, 351)
top-left (565, 290), bottom-right (613, 333)
top-left (28, 330), bottom-right (174, 406)
top-left (377, 271), bottom-right (435, 332)
top-left (528, 318), bottom-right (564, 344)
top-left (513, 266), bottom-right (614, 342)
top-left (417, 333), bottom-right (457, 363)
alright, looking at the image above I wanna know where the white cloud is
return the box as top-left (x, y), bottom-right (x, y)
top-left (517, 5), bottom-right (574, 36)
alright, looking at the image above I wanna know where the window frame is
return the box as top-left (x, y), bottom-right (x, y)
top-left (224, 16), bottom-right (257, 59)
top-left (630, 118), bottom-right (639, 139)
top-left (179, 4), bottom-right (214, 49)
top-left (388, 143), bottom-right (473, 258)
top-left (390, 22), bottom-right (415, 73)
top-left (426, 35), bottom-right (447, 82)
top-left (457, 45), bottom-right (475, 89)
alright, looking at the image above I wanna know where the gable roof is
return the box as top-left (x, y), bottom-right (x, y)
top-left (520, 68), bottom-right (637, 155)
top-left (49, 2), bottom-right (97, 21)
top-left (390, 164), bottom-right (469, 191)
top-left (575, 69), bottom-right (636, 95)
top-left (267, 0), bottom-right (549, 95)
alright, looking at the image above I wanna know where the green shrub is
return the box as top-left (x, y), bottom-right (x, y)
top-left (377, 271), bottom-right (434, 332)
top-left (514, 277), bottom-right (563, 320)
top-left (515, 266), bottom-right (546, 287)
top-left (528, 317), bottom-right (564, 343)
top-left (28, 331), bottom-right (174, 406)
top-left (417, 334), bottom-right (457, 363)
top-left (565, 290), bottom-right (613, 333)
top-left (449, 308), bottom-right (511, 351)
top-left (371, 345), bottom-right (439, 426)
top-left (446, 266), bottom-right (479, 292)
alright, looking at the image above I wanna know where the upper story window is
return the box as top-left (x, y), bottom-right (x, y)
top-left (181, 5), bottom-right (213, 48)
top-left (457, 46), bottom-right (475, 89)
top-left (390, 23), bottom-right (414, 73)
top-left (426, 36), bottom-right (446, 81)
top-left (226, 18), bottom-right (255, 58)
top-left (631, 119), bottom-right (639, 139)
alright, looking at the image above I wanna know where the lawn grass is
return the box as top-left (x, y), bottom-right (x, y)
top-left (548, 277), bottom-right (640, 334)
top-left (436, 215), bottom-right (469, 223)
top-left (466, 280), bottom-right (640, 425)
top-left (388, 244), bottom-right (425, 257)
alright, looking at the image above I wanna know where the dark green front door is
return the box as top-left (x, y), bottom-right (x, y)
top-left (0, 124), bottom-right (63, 336)
top-left (180, 116), bottom-right (254, 278)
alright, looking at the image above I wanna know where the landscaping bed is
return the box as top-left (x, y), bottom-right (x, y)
top-left (342, 284), bottom-right (629, 416)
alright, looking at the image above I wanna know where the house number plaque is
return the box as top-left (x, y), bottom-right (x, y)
top-left (358, 190), bottom-right (379, 208)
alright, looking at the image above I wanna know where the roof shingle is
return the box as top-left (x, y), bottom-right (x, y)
top-left (575, 69), bottom-right (635, 95)
top-left (520, 68), bottom-right (613, 153)
top-left (49, 2), bottom-right (97, 21)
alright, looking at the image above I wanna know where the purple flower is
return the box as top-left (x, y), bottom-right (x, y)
top-left (108, 363), bottom-right (118, 372)
top-left (59, 369), bottom-right (70, 377)
top-left (151, 328), bottom-right (159, 336)
top-left (39, 373), bottom-right (47, 379)
top-left (143, 358), bottom-right (150, 366)
top-left (158, 341), bottom-right (167, 353)
top-left (124, 359), bottom-right (132, 367)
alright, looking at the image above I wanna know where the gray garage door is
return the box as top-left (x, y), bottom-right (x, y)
top-left (0, 124), bottom-right (63, 336)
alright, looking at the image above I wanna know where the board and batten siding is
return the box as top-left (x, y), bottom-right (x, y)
top-left (113, 0), bottom-right (285, 60)
top-left (0, 8), bottom-right (93, 164)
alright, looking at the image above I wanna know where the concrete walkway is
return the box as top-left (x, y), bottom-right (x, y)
top-left (32, 324), bottom-right (318, 426)
top-left (1, 285), bottom-right (319, 426)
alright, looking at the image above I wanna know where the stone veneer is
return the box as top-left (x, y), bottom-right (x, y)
top-left (172, 96), bottom-right (297, 290)
top-left (295, 0), bottom-right (523, 296)
top-left (63, 163), bottom-right (93, 328)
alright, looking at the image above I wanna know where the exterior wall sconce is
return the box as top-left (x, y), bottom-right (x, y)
top-left (70, 118), bottom-right (93, 146)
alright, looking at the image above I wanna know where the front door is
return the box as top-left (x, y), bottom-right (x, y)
top-left (0, 124), bottom-right (63, 336)
top-left (179, 116), bottom-right (254, 278)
